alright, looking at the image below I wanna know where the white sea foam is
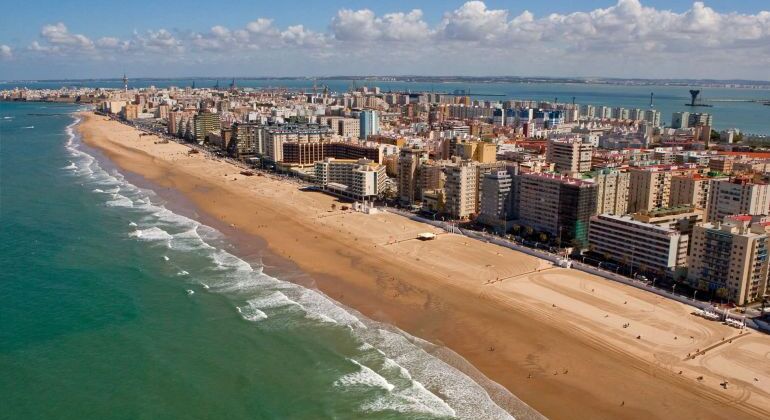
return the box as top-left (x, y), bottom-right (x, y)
top-left (211, 249), bottom-right (254, 273)
top-left (177, 270), bottom-right (189, 276)
top-left (237, 303), bottom-right (268, 322)
top-left (63, 162), bottom-right (77, 170)
top-left (382, 357), bottom-right (413, 381)
top-left (128, 227), bottom-right (173, 242)
top-left (294, 288), bottom-right (367, 329)
top-left (106, 194), bottom-right (134, 208)
top-left (248, 291), bottom-right (302, 310)
top-left (128, 221), bottom-right (137, 227)
top-left (169, 227), bottom-right (215, 251)
top-left (335, 359), bottom-right (395, 392)
top-left (92, 188), bottom-right (105, 193)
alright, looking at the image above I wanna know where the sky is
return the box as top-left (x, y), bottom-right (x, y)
top-left (1, 0), bottom-right (769, 81)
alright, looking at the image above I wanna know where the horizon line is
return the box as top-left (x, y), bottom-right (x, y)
top-left (3, 75), bottom-right (770, 84)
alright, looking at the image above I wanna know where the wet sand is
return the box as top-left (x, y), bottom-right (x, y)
top-left (78, 112), bottom-right (770, 419)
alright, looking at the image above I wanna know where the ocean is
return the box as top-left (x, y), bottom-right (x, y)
top-left (3, 78), bottom-right (770, 135)
top-left (0, 102), bottom-right (521, 419)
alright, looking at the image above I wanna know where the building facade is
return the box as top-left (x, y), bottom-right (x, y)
top-left (517, 173), bottom-right (598, 248)
top-left (706, 178), bottom-right (770, 223)
top-left (589, 214), bottom-right (688, 278)
top-left (688, 215), bottom-right (769, 305)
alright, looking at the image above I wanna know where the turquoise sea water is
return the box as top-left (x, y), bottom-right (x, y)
top-left (0, 102), bottom-right (518, 419)
top-left (4, 78), bottom-right (770, 134)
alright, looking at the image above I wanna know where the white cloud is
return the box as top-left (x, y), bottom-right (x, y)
top-left (331, 8), bottom-right (431, 42)
top-left (41, 22), bottom-right (94, 49)
top-left (0, 44), bottom-right (11, 59)
top-left (9, 1), bottom-right (770, 79)
top-left (438, 1), bottom-right (509, 41)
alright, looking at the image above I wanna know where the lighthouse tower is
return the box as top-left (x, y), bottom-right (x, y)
top-left (122, 73), bottom-right (128, 93)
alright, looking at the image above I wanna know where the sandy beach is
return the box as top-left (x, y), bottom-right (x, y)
top-left (78, 112), bottom-right (770, 419)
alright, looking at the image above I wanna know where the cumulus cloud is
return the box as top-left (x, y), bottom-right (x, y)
top-left (41, 22), bottom-right (94, 49)
top-left (331, 8), bottom-right (431, 42)
top-left (9, 1), bottom-right (770, 79)
top-left (0, 44), bottom-right (12, 59)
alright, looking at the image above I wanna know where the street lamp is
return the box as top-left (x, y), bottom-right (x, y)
top-left (693, 290), bottom-right (698, 301)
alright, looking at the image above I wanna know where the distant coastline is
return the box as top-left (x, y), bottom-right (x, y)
top-left (3, 75), bottom-right (770, 90)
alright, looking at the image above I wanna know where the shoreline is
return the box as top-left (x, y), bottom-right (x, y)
top-left (75, 115), bottom-right (541, 419)
top-left (76, 111), bottom-right (770, 419)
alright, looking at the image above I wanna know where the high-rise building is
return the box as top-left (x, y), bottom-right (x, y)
top-left (588, 214), bottom-right (689, 278)
top-left (708, 156), bottom-right (734, 174)
top-left (688, 215), bottom-right (769, 305)
top-left (122, 104), bottom-right (139, 121)
top-left (478, 169), bottom-right (516, 230)
top-left (546, 137), bottom-right (593, 176)
top-left (627, 165), bottom-right (699, 213)
top-left (517, 173), bottom-right (598, 248)
top-left (688, 112), bottom-right (713, 127)
top-left (589, 169), bottom-right (630, 215)
top-left (397, 147), bottom-right (427, 205)
top-left (359, 110), bottom-right (380, 140)
top-left (228, 122), bottom-right (263, 158)
top-left (643, 109), bottom-right (661, 127)
top-left (455, 140), bottom-right (497, 163)
top-left (194, 111), bottom-right (221, 144)
top-left (444, 161), bottom-right (478, 219)
top-left (669, 174), bottom-right (727, 209)
top-left (706, 178), bottom-right (770, 223)
top-left (338, 118), bottom-right (360, 139)
top-left (314, 158), bottom-right (387, 200)
top-left (671, 112), bottom-right (690, 129)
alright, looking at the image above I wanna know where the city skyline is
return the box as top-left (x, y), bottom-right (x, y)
top-left (1, 0), bottom-right (770, 81)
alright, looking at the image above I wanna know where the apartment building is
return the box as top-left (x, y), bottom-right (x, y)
top-left (706, 178), bottom-right (770, 223)
top-left (397, 147), bottom-right (428, 205)
top-left (228, 122), bottom-right (263, 158)
top-left (688, 215), bottom-right (770, 305)
top-left (478, 170), bottom-right (515, 230)
top-left (193, 111), bottom-right (221, 144)
top-left (589, 169), bottom-right (629, 215)
top-left (518, 173), bottom-right (598, 248)
top-left (455, 140), bottom-right (498, 163)
top-left (709, 156), bottom-right (735, 174)
top-left (670, 174), bottom-right (728, 209)
top-left (546, 137), bottom-right (593, 176)
top-left (314, 158), bottom-right (387, 200)
top-left (588, 214), bottom-right (689, 278)
top-left (444, 161), bottom-right (479, 219)
top-left (627, 165), bottom-right (699, 213)
top-left (338, 118), bottom-right (360, 139)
